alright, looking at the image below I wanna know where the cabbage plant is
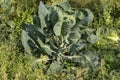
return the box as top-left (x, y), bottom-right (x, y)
top-left (21, 1), bottom-right (99, 74)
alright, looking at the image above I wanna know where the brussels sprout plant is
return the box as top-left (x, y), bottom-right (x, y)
top-left (21, 1), bottom-right (100, 74)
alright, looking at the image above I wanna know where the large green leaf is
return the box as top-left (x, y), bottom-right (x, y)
top-left (21, 24), bottom-right (42, 56)
top-left (50, 10), bottom-right (58, 26)
top-left (73, 51), bottom-right (99, 67)
top-left (37, 38), bottom-right (54, 56)
top-left (75, 22), bottom-right (88, 28)
top-left (21, 27), bottom-right (32, 54)
top-left (47, 61), bottom-right (62, 74)
top-left (38, 1), bottom-right (48, 28)
top-left (60, 1), bottom-right (71, 11)
top-left (81, 9), bottom-right (94, 25)
top-left (85, 9), bottom-right (94, 24)
top-left (76, 42), bottom-right (87, 51)
top-left (87, 34), bottom-right (98, 44)
top-left (68, 32), bottom-right (81, 43)
top-left (22, 24), bottom-right (54, 56)
top-left (76, 10), bottom-right (85, 20)
top-left (61, 22), bottom-right (71, 36)
top-left (53, 21), bottom-right (63, 36)
top-left (33, 16), bottom-right (41, 27)
top-left (63, 15), bottom-right (76, 27)
top-left (52, 6), bottom-right (64, 21)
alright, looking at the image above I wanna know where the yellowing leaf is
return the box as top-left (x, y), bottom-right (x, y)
top-left (107, 36), bottom-right (119, 42)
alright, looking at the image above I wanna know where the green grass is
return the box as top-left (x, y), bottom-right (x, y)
top-left (0, 0), bottom-right (120, 79)
top-left (0, 41), bottom-right (120, 79)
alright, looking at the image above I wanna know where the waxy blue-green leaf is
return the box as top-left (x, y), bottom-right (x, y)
top-left (53, 21), bottom-right (63, 36)
top-left (21, 28), bottom-right (32, 54)
top-left (47, 61), bottom-right (62, 74)
top-left (63, 15), bottom-right (76, 27)
top-left (81, 9), bottom-right (94, 25)
top-left (61, 22), bottom-right (71, 36)
top-left (50, 11), bottom-right (58, 26)
top-left (21, 24), bottom-right (43, 56)
top-left (68, 32), bottom-right (81, 43)
top-left (75, 22), bottom-right (88, 28)
top-left (57, 9), bottom-right (64, 21)
top-left (33, 16), bottom-right (41, 27)
top-left (52, 6), bottom-right (64, 21)
top-left (37, 38), bottom-right (54, 56)
top-left (38, 1), bottom-right (48, 28)
top-left (60, 1), bottom-right (71, 11)
top-left (76, 10), bottom-right (85, 20)
top-left (87, 34), bottom-right (98, 44)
